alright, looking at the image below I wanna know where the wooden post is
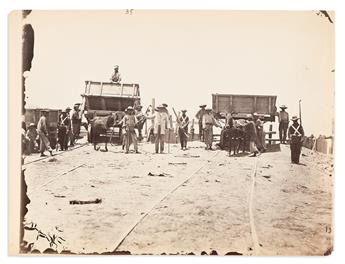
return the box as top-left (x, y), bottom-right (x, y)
top-left (268, 123), bottom-right (273, 145)
top-left (144, 118), bottom-right (148, 137)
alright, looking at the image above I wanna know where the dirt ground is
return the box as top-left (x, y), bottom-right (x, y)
top-left (22, 139), bottom-right (333, 255)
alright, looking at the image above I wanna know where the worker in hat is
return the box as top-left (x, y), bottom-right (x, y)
top-left (57, 110), bottom-right (69, 151)
top-left (196, 104), bottom-right (207, 142)
top-left (63, 107), bottom-right (73, 147)
top-left (288, 116), bottom-right (304, 164)
top-left (71, 103), bottom-right (82, 145)
top-left (110, 65), bottom-right (122, 83)
top-left (177, 109), bottom-right (189, 150)
top-left (278, 105), bottom-right (289, 144)
top-left (119, 106), bottom-right (139, 154)
top-left (246, 114), bottom-right (260, 157)
top-left (134, 105), bottom-right (146, 141)
top-left (26, 123), bottom-right (38, 154)
top-left (253, 113), bottom-right (267, 152)
top-left (37, 109), bottom-right (53, 156)
top-left (202, 108), bottom-right (221, 150)
top-left (146, 104), bottom-right (171, 153)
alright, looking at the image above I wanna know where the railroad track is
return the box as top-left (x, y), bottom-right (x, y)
top-left (112, 149), bottom-right (222, 252)
top-left (23, 143), bottom-right (88, 166)
top-left (112, 151), bottom-right (262, 255)
top-left (27, 163), bottom-right (86, 196)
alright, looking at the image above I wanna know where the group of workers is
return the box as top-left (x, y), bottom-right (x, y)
top-left (22, 103), bottom-right (83, 157)
top-left (23, 86), bottom-right (304, 163)
top-left (57, 103), bottom-right (82, 152)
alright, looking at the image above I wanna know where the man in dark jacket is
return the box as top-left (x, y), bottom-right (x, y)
top-left (196, 104), bottom-right (207, 142)
top-left (288, 116), bottom-right (305, 164)
top-left (178, 110), bottom-right (189, 150)
top-left (278, 105), bottom-right (289, 144)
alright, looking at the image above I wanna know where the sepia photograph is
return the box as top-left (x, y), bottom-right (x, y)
top-left (8, 9), bottom-right (334, 256)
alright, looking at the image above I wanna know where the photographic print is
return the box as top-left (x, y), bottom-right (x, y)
top-left (9, 10), bottom-right (334, 255)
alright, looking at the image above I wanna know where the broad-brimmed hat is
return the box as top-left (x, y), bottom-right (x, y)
top-left (65, 107), bottom-right (72, 111)
top-left (181, 109), bottom-right (187, 112)
top-left (125, 106), bottom-right (134, 112)
top-left (280, 105), bottom-right (288, 109)
top-left (74, 103), bottom-right (81, 107)
top-left (162, 103), bottom-right (168, 108)
top-left (155, 105), bottom-right (165, 111)
top-left (199, 104), bottom-right (207, 108)
top-left (114, 65), bottom-right (119, 69)
top-left (291, 116), bottom-right (299, 121)
top-left (205, 108), bottom-right (212, 112)
top-left (28, 123), bottom-right (36, 128)
top-left (41, 109), bottom-right (49, 113)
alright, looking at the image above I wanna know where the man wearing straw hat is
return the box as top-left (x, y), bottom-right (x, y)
top-left (26, 123), bottom-right (38, 154)
top-left (110, 65), bottom-right (122, 83)
top-left (119, 106), bottom-right (139, 154)
top-left (278, 105), bottom-right (289, 144)
top-left (288, 115), bottom-right (305, 164)
top-left (202, 108), bottom-right (221, 150)
top-left (246, 114), bottom-right (260, 157)
top-left (37, 109), bottom-right (53, 157)
top-left (146, 105), bottom-right (171, 153)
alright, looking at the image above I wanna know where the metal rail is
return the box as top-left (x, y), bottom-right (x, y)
top-left (112, 150), bottom-right (222, 252)
top-left (23, 143), bottom-right (88, 166)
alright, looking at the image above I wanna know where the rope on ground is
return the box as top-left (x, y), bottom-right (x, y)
top-left (112, 150), bottom-right (222, 252)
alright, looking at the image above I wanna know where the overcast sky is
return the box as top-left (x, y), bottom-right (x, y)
top-left (23, 10), bottom-right (334, 136)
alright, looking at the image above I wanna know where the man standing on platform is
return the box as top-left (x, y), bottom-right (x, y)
top-left (288, 116), bottom-right (305, 164)
top-left (110, 65), bottom-right (122, 83)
